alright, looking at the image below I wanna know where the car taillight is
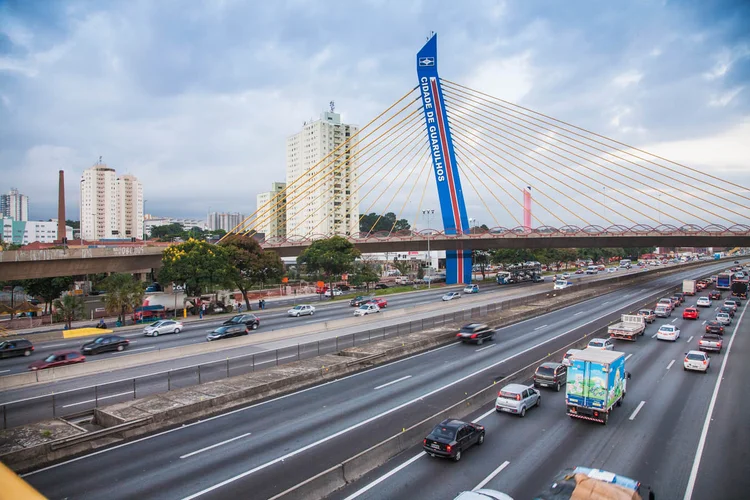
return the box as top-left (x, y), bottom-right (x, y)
top-left (423, 439), bottom-right (427, 446)
top-left (456, 333), bottom-right (462, 338)
top-left (446, 445), bottom-right (452, 453)
top-left (703, 359), bottom-right (707, 364)
top-left (470, 334), bottom-right (479, 339)
top-left (516, 394), bottom-right (521, 401)
top-left (685, 357), bottom-right (690, 363)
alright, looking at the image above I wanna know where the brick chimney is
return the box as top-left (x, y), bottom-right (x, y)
top-left (58, 170), bottom-right (66, 243)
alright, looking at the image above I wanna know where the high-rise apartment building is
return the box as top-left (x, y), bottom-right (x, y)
top-left (206, 212), bottom-right (245, 232)
top-left (1, 188), bottom-right (29, 221)
top-left (256, 182), bottom-right (287, 239)
top-left (285, 111), bottom-right (359, 238)
top-left (80, 160), bottom-right (144, 240)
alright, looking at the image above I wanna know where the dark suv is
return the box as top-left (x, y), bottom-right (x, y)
top-left (0, 339), bottom-right (34, 358)
top-left (223, 314), bottom-right (260, 330)
top-left (533, 362), bottom-right (568, 392)
top-left (705, 320), bottom-right (725, 335)
top-left (350, 295), bottom-right (374, 307)
top-left (423, 418), bottom-right (485, 462)
top-left (455, 323), bottom-right (495, 345)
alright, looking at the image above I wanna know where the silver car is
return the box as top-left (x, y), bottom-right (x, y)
top-left (287, 305), bottom-right (315, 317)
top-left (143, 319), bottom-right (183, 337)
top-left (495, 383), bottom-right (541, 417)
top-left (715, 312), bottom-right (732, 326)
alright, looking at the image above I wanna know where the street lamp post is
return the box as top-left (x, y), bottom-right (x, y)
top-left (423, 209), bottom-right (435, 288)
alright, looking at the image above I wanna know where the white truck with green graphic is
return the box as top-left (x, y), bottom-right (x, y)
top-left (566, 349), bottom-right (630, 425)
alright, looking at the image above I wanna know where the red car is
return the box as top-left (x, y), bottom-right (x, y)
top-left (709, 290), bottom-right (722, 300)
top-left (28, 350), bottom-right (86, 371)
top-left (682, 307), bottom-right (699, 320)
top-left (368, 297), bottom-right (388, 308)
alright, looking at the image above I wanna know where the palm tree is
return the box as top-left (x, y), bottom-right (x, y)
top-left (103, 273), bottom-right (145, 324)
top-left (53, 294), bottom-right (85, 329)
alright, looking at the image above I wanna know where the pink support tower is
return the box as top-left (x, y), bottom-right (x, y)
top-left (523, 186), bottom-right (532, 230)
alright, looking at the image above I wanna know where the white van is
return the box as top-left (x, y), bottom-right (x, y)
top-left (586, 266), bottom-right (598, 275)
top-left (619, 259), bottom-right (632, 268)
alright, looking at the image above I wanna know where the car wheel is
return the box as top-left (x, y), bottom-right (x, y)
top-left (555, 382), bottom-right (561, 392)
top-left (453, 450), bottom-right (462, 462)
top-left (174, 328), bottom-right (181, 334)
top-left (683, 366), bottom-right (687, 371)
top-left (537, 397), bottom-right (541, 407)
top-left (477, 338), bottom-right (484, 346)
top-left (23, 350), bottom-right (31, 357)
top-left (251, 323), bottom-right (258, 330)
top-left (153, 331), bottom-right (159, 337)
top-left (520, 407), bottom-right (526, 417)
top-left (310, 311), bottom-right (314, 316)
top-left (616, 398), bottom-right (622, 407)
top-left (478, 432), bottom-right (485, 445)
top-left (117, 345), bottom-right (124, 351)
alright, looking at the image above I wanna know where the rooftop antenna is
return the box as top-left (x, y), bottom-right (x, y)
top-left (329, 100), bottom-right (335, 113)
top-left (97, 155), bottom-right (103, 164)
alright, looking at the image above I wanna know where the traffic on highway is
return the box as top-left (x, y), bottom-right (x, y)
top-left (16, 259), bottom-right (746, 500)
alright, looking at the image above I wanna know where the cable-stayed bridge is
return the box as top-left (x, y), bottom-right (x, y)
top-left (227, 33), bottom-right (750, 284)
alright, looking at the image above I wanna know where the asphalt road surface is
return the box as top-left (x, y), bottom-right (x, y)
top-left (20, 261), bottom-right (742, 500)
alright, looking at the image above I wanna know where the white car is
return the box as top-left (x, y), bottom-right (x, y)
top-left (656, 325), bottom-right (681, 342)
top-left (562, 348), bottom-right (583, 367)
top-left (553, 280), bottom-right (572, 290)
top-left (715, 312), bottom-right (732, 326)
top-left (696, 297), bottom-right (712, 307)
top-left (684, 350), bottom-right (710, 373)
top-left (463, 284), bottom-right (479, 294)
top-left (561, 273), bottom-right (571, 279)
top-left (143, 320), bottom-right (183, 337)
top-left (354, 303), bottom-right (380, 316)
top-left (287, 304), bottom-right (315, 317)
top-left (587, 338), bottom-right (614, 350)
top-left (442, 291), bottom-right (461, 301)
top-left (324, 288), bottom-right (343, 297)
top-left (606, 267), bottom-right (616, 273)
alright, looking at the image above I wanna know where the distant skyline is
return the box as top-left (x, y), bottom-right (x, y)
top-left (1, 0), bottom-right (748, 226)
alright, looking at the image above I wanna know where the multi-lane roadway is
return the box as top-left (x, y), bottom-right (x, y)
top-left (20, 260), bottom-right (743, 500)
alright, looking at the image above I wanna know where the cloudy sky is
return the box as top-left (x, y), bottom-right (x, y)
top-left (1, 0), bottom-right (749, 230)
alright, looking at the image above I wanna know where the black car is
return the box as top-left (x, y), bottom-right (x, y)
top-left (81, 335), bottom-right (130, 355)
top-left (456, 323), bottom-right (495, 345)
top-left (533, 362), bottom-right (568, 392)
top-left (719, 306), bottom-right (735, 318)
top-left (338, 285), bottom-right (351, 291)
top-left (669, 296), bottom-right (682, 307)
top-left (674, 292), bottom-right (685, 304)
top-left (206, 325), bottom-right (248, 341)
top-left (373, 283), bottom-right (388, 290)
top-left (705, 320), bottom-right (725, 335)
top-left (0, 339), bottom-right (34, 358)
top-left (350, 295), bottom-right (374, 307)
top-left (223, 314), bottom-right (260, 330)
top-left (709, 290), bottom-right (722, 300)
top-left (423, 418), bottom-right (485, 462)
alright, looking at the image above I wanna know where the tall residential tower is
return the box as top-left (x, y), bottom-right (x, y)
top-left (285, 111), bottom-right (359, 238)
top-left (1, 188), bottom-right (29, 221)
top-left (256, 182), bottom-right (287, 239)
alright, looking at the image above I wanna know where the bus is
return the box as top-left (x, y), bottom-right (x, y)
top-left (716, 272), bottom-right (734, 290)
top-left (619, 259), bottom-right (632, 268)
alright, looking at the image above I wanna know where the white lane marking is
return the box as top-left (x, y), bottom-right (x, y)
top-left (473, 461), bottom-right (511, 491)
top-left (687, 336), bottom-right (694, 343)
top-left (640, 288), bottom-right (647, 292)
top-left (666, 360), bottom-right (675, 370)
top-left (652, 333), bottom-right (658, 338)
top-left (342, 451), bottom-right (425, 500)
top-left (0, 369), bottom-right (11, 374)
top-left (629, 401), bottom-right (646, 420)
top-left (122, 346), bottom-right (154, 353)
top-left (62, 391), bottom-right (133, 408)
top-left (625, 354), bottom-right (633, 361)
top-left (533, 324), bottom-right (548, 331)
top-left (623, 294), bottom-right (632, 298)
top-left (473, 408), bottom-right (496, 423)
top-left (672, 318), bottom-right (678, 323)
top-left (44, 343), bottom-right (74, 348)
top-left (602, 301), bottom-right (610, 305)
top-left (475, 344), bottom-right (496, 353)
top-left (684, 297), bottom-right (746, 500)
top-left (179, 311), bottom-right (627, 500)
top-left (374, 376), bottom-right (412, 390)
top-left (574, 311), bottom-right (584, 316)
top-left (180, 433), bottom-right (252, 459)
top-left (701, 320), bottom-right (706, 325)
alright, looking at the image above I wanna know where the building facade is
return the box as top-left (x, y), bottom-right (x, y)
top-left (1, 219), bottom-right (73, 245)
top-left (80, 160), bottom-right (144, 240)
top-left (285, 111), bottom-right (359, 239)
top-left (206, 212), bottom-right (245, 232)
top-left (1, 188), bottom-right (29, 221)
top-left (256, 182), bottom-right (287, 239)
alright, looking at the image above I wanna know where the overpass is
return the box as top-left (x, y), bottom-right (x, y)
top-left (1, 226), bottom-right (748, 280)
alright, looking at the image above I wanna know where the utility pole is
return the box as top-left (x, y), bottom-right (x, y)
top-left (423, 209), bottom-right (435, 288)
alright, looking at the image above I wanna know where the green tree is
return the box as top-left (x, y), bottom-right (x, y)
top-left (349, 262), bottom-right (380, 292)
top-left (53, 294), bottom-right (85, 329)
top-left (392, 258), bottom-right (411, 276)
top-left (220, 234), bottom-right (284, 311)
top-left (473, 250), bottom-right (490, 279)
top-left (103, 273), bottom-right (145, 323)
top-left (150, 223), bottom-right (187, 241)
top-left (359, 212), bottom-right (411, 234)
top-left (21, 277), bottom-right (73, 314)
top-left (297, 236), bottom-right (361, 293)
top-left (158, 238), bottom-right (230, 297)
top-left (65, 220), bottom-right (80, 229)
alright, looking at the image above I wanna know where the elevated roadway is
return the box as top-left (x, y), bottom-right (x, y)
top-left (19, 260), bottom-right (745, 499)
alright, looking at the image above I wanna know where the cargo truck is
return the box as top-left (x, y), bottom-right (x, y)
top-left (534, 466), bottom-right (655, 500)
top-left (682, 279), bottom-right (696, 296)
top-left (608, 314), bottom-right (646, 341)
top-left (566, 349), bottom-right (630, 425)
top-left (732, 281), bottom-right (748, 299)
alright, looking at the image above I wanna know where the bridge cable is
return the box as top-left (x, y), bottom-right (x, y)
top-left (454, 155), bottom-right (505, 228)
top-left (444, 87), bottom-right (744, 224)
top-left (413, 158), bottom-right (434, 231)
top-left (446, 92), bottom-right (673, 226)
top-left (443, 79), bottom-right (750, 203)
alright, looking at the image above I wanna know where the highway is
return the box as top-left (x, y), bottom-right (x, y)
top-left (19, 261), bottom-right (741, 500)
top-left (330, 281), bottom-right (748, 500)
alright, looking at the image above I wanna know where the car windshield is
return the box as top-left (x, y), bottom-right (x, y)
top-left (292, 306), bottom-right (303, 310)
top-left (44, 354), bottom-right (57, 362)
top-left (213, 327), bottom-right (229, 333)
top-left (93, 337), bottom-right (107, 344)
top-left (431, 426), bottom-right (457, 440)
top-left (359, 304), bottom-right (370, 309)
top-left (590, 341), bottom-right (604, 347)
top-left (687, 353), bottom-right (705, 361)
top-left (661, 326), bottom-right (674, 332)
top-left (555, 281), bottom-right (566, 286)
top-left (151, 321), bottom-right (164, 327)
top-left (536, 366), bottom-right (556, 376)
top-left (638, 310), bottom-right (651, 314)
